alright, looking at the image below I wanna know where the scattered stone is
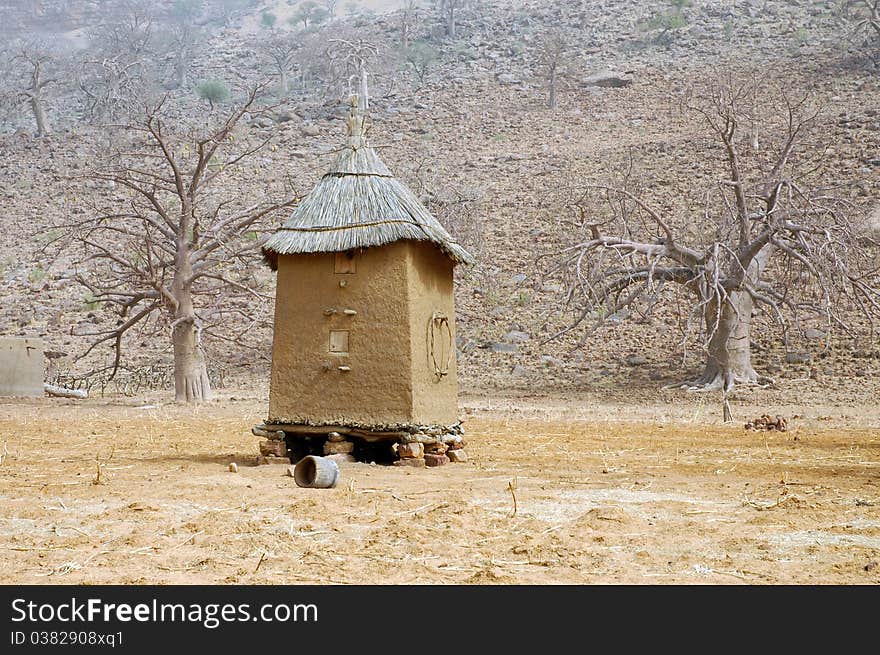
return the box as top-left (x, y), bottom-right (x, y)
top-left (252, 426), bottom-right (286, 439)
top-left (259, 439), bottom-right (288, 458)
top-left (401, 432), bottom-right (439, 444)
top-left (326, 431), bottom-right (346, 442)
top-left (324, 440), bottom-right (354, 455)
top-left (784, 352), bottom-right (811, 365)
top-left (393, 457), bottom-right (426, 468)
top-left (625, 354), bottom-right (648, 366)
top-left (511, 364), bottom-right (527, 376)
top-left (490, 342), bottom-right (519, 353)
top-left (424, 453), bottom-right (450, 467)
top-left (496, 73), bottom-right (520, 85)
top-left (503, 330), bottom-right (530, 342)
top-left (457, 338), bottom-right (477, 353)
top-left (607, 308), bottom-right (630, 323)
top-left (228, 462), bottom-right (238, 473)
top-left (446, 437), bottom-right (467, 450)
top-left (250, 116), bottom-right (274, 128)
top-left (424, 442), bottom-right (448, 455)
top-left (325, 453), bottom-right (356, 464)
top-left (300, 124), bottom-right (321, 136)
top-left (286, 465), bottom-right (296, 477)
top-left (398, 442), bottom-right (424, 459)
top-left (865, 560), bottom-right (878, 572)
top-left (582, 71), bottom-right (633, 88)
top-left (447, 449), bottom-right (468, 463)
top-left (804, 328), bottom-right (825, 341)
top-left (744, 414), bottom-right (788, 432)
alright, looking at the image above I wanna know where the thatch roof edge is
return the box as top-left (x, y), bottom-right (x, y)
top-left (263, 94), bottom-right (474, 268)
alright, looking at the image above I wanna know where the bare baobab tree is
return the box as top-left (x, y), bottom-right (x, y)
top-left (70, 87), bottom-right (297, 402)
top-left (326, 38), bottom-right (379, 106)
top-left (164, 1), bottom-right (205, 90)
top-left (261, 33), bottom-right (300, 97)
top-left (78, 1), bottom-right (158, 120)
top-left (545, 77), bottom-right (879, 392)
top-left (3, 43), bottom-right (57, 136)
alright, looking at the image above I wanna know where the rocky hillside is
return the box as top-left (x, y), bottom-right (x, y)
top-left (0, 0), bottom-right (878, 397)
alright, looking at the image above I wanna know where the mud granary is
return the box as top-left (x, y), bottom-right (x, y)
top-left (257, 95), bottom-right (473, 468)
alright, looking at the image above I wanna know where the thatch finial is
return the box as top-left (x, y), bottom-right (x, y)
top-left (347, 94), bottom-right (367, 147)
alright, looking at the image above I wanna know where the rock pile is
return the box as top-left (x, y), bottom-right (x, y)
top-left (744, 414), bottom-right (788, 432)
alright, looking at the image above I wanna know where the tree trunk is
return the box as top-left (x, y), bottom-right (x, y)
top-left (279, 69), bottom-right (288, 96)
top-left (30, 95), bottom-right (50, 136)
top-left (446, 7), bottom-right (455, 37)
top-left (686, 249), bottom-right (772, 391)
top-left (176, 48), bottom-right (188, 88)
top-left (172, 315), bottom-right (211, 402)
top-left (691, 289), bottom-right (759, 391)
top-left (548, 66), bottom-right (557, 109)
top-left (172, 230), bottom-right (211, 403)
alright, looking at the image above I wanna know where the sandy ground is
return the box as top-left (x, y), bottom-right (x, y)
top-left (1, 389), bottom-right (878, 585)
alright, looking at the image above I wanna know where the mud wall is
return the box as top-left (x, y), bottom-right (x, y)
top-left (268, 243), bottom-right (413, 426)
top-left (0, 337), bottom-right (44, 397)
top-left (406, 242), bottom-right (459, 425)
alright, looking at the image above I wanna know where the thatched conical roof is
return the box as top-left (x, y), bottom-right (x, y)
top-left (262, 96), bottom-right (474, 268)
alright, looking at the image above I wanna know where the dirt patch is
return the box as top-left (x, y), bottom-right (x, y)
top-left (1, 390), bottom-right (878, 584)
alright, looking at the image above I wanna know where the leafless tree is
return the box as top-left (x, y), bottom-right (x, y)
top-left (69, 87), bottom-right (297, 402)
top-left (403, 41), bottom-right (439, 90)
top-left (435, 0), bottom-right (464, 38)
top-left (326, 38), bottom-right (379, 107)
top-left (396, 146), bottom-right (486, 263)
top-left (846, 0), bottom-right (880, 39)
top-left (290, 1), bottom-right (320, 29)
top-left (400, 0), bottom-right (421, 50)
top-left (291, 30), bottom-right (333, 97)
top-left (164, 1), bottom-right (205, 91)
top-left (170, 23), bottom-right (195, 89)
top-left (845, 0), bottom-right (880, 62)
top-left (218, 0), bottom-right (250, 26)
top-left (6, 43), bottom-right (57, 136)
top-left (545, 77), bottom-right (879, 392)
top-left (78, 0), bottom-right (158, 120)
top-left (261, 32), bottom-right (300, 97)
top-left (538, 29), bottom-right (567, 110)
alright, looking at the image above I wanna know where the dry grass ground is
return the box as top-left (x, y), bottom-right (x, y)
top-left (1, 388), bottom-right (878, 585)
